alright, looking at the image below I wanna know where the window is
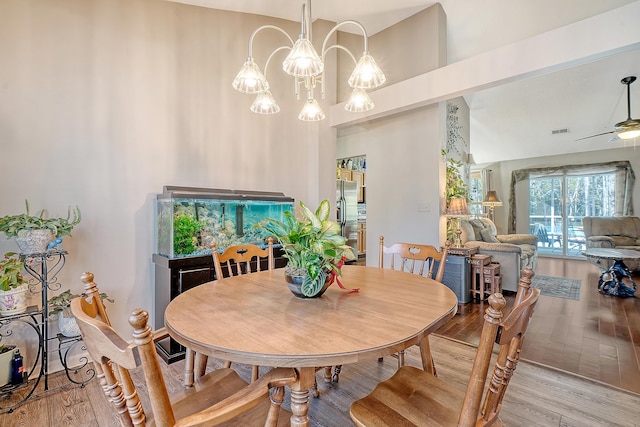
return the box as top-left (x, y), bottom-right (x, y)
top-left (468, 171), bottom-right (484, 216)
top-left (530, 173), bottom-right (615, 256)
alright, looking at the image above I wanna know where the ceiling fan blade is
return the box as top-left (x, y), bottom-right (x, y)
top-left (608, 134), bottom-right (620, 143)
top-left (575, 130), bottom-right (615, 141)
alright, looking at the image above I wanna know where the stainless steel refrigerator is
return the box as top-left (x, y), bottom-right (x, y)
top-left (336, 180), bottom-right (358, 259)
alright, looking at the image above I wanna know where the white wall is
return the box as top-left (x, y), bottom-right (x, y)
top-left (337, 106), bottom-right (445, 260)
top-left (0, 0), bottom-right (337, 337)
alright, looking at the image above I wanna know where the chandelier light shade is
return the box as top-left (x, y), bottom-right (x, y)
top-left (298, 98), bottom-right (326, 121)
top-left (233, 0), bottom-right (385, 121)
top-left (232, 58), bottom-right (269, 94)
top-left (282, 38), bottom-right (324, 77)
top-left (348, 54), bottom-right (386, 89)
top-left (250, 90), bottom-right (280, 114)
top-left (345, 88), bottom-right (374, 112)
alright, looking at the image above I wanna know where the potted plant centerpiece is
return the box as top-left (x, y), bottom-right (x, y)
top-left (258, 199), bottom-right (355, 298)
top-left (0, 200), bottom-right (81, 254)
top-left (0, 252), bottom-right (29, 316)
top-left (48, 289), bottom-right (113, 337)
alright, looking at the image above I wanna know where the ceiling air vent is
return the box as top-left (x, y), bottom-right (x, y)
top-left (551, 128), bottom-right (569, 135)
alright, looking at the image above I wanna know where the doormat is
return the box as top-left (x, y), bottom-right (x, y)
top-left (531, 275), bottom-right (581, 300)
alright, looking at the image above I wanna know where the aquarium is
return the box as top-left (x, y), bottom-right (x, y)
top-left (156, 186), bottom-right (294, 258)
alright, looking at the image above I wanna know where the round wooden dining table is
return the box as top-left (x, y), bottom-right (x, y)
top-left (164, 265), bottom-right (458, 427)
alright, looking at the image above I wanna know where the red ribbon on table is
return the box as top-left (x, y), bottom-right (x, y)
top-left (328, 257), bottom-right (359, 293)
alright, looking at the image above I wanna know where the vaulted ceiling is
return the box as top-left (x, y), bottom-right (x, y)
top-left (169, 0), bottom-right (640, 163)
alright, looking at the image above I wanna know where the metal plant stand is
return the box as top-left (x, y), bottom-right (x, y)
top-left (0, 250), bottom-right (94, 413)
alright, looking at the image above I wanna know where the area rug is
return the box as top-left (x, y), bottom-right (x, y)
top-left (531, 274), bottom-right (581, 300)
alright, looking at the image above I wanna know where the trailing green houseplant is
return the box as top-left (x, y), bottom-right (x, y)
top-left (0, 252), bottom-right (29, 316)
top-left (258, 199), bottom-right (355, 297)
top-left (0, 252), bottom-right (26, 292)
top-left (0, 200), bottom-right (81, 239)
top-left (48, 289), bottom-right (113, 317)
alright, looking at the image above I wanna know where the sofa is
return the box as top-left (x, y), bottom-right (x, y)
top-left (583, 216), bottom-right (640, 271)
top-left (459, 218), bottom-right (538, 292)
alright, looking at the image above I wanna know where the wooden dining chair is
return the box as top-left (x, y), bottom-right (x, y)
top-left (212, 237), bottom-right (274, 279)
top-left (350, 268), bottom-right (540, 427)
top-left (71, 272), bottom-right (296, 427)
top-left (377, 235), bottom-right (450, 374)
top-left (187, 238), bottom-right (275, 386)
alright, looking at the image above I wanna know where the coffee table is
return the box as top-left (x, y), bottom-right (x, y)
top-left (582, 248), bottom-right (640, 270)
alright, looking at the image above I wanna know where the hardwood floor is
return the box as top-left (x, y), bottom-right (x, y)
top-left (436, 256), bottom-right (640, 395)
top-left (2, 336), bottom-right (639, 426)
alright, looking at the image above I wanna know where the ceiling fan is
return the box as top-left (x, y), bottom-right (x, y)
top-left (577, 75), bottom-right (640, 142)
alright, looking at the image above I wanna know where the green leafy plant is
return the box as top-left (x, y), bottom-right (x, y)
top-left (47, 289), bottom-right (114, 317)
top-left (443, 149), bottom-right (469, 203)
top-left (258, 199), bottom-right (355, 282)
top-left (0, 200), bottom-right (81, 238)
top-left (0, 252), bottom-right (27, 292)
top-left (173, 214), bottom-right (203, 255)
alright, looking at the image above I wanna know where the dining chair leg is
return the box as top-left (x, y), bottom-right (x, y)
top-left (332, 365), bottom-right (342, 382)
top-left (322, 367), bottom-right (332, 383)
top-left (419, 337), bottom-right (437, 376)
top-left (397, 350), bottom-right (405, 369)
top-left (194, 353), bottom-right (208, 378)
top-left (252, 365), bottom-right (260, 382)
top-left (184, 348), bottom-right (195, 387)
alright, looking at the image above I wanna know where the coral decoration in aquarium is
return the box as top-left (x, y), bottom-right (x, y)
top-left (156, 187), bottom-right (294, 258)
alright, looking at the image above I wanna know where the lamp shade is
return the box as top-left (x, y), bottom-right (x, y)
top-left (446, 198), bottom-right (471, 217)
top-left (482, 190), bottom-right (503, 206)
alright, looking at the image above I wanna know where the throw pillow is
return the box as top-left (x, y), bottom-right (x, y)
top-left (469, 219), bottom-right (486, 241)
top-left (480, 228), bottom-right (500, 243)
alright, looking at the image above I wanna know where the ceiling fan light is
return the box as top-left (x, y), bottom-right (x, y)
top-left (618, 129), bottom-right (640, 140)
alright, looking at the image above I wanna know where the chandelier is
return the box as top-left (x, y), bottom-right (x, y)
top-left (232, 0), bottom-right (386, 121)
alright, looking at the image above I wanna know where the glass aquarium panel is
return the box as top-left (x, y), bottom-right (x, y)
top-left (156, 187), bottom-right (294, 258)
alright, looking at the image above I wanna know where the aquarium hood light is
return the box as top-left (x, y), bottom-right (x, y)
top-left (231, 0), bottom-right (386, 122)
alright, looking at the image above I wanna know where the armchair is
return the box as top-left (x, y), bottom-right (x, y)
top-left (583, 216), bottom-right (640, 271)
top-left (459, 218), bottom-right (538, 292)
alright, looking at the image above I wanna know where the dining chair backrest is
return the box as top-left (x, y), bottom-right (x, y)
top-left (350, 268), bottom-right (541, 426)
top-left (378, 235), bottom-right (449, 281)
top-left (72, 272), bottom-right (296, 427)
top-left (459, 268), bottom-right (540, 425)
top-left (212, 237), bottom-right (273, 279)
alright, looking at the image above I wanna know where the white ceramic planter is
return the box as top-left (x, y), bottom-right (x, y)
top-left (15, 229), bottom-right (55, 254)
top-left (58, 311), bottom-right (81, 337)
top-left (0, 284), bottom-right (28, 316)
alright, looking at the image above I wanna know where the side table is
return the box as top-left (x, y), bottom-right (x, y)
top-left (470, 254), bottom-right (491, 300)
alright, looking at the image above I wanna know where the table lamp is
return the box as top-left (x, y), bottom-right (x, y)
top-left (446, 198), bottom-right (471, 248)
top-left (482, 190), bottom-right (503, 222)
